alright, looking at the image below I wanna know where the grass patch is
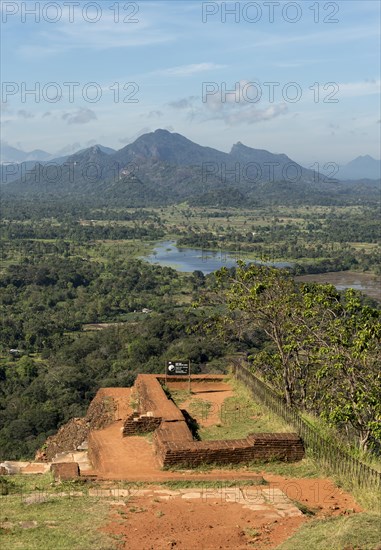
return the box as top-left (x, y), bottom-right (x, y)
top-left (257, 457), bottom-right (320, 478)
top-left (276, 513), bottom-right (381, 550)
top-left (166, 389), bottom-right (191, 406)
top-left (199, 377), bottom-right (294, 441)
top-left (0, 473), bottom-right (56, 495)
top-left (188, 399), bottom-right (212, 419)
top-left (244, 526), bottom-right (260, 538)
top-left (291, 500), bottom-right (318, 516)
top-left (165, 457), bottom-right (319, 477)
top-left (0, 474), bottom-right (118, 549)
top-left (128, 506), bottom-right (146, 513)
top-left (159, 479), bottom-right (266, 489)
top-left (0, 493), bottom-right (114, 550)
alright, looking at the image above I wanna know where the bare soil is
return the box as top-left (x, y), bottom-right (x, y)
top-left (104, 496), bottom-right (303, 549)
top-left (92, 382), bottom-right (362, 549)
top-left (103, 477), bottom-right (361, 550)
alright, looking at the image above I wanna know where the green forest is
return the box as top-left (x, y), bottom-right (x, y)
top-left (0, 197), bottom-right (380, 460)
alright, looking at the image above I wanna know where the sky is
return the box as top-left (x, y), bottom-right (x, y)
top-left (1, 0), bottom-right (380, 166)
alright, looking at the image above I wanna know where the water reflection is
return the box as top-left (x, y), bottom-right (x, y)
top-left (144, 241), bottom-right (292, 274)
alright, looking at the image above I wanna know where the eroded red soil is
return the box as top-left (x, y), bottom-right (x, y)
top-left (93, 382), bottom-right (362, 549)
top-left (102, 477), bottom-right (361, 550)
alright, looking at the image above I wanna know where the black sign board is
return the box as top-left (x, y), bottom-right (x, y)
top-left (166, 360), bottom-right (189, 376)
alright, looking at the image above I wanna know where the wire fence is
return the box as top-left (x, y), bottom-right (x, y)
top-left (232, 359), bottom-right (381, 498)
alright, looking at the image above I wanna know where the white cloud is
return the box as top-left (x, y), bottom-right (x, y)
top-left (119, 127), bottom-right (151, 144)
top-left (156, 63), bottom-right (226, 77)
top-left (168, 97), bottom-right (198, 109)
top-left (147, 110), bottom-right (163, 118)
top-left (16, 12), bottom-right (176, 58)
top-left (167, 80), bottom-right (289, 127)
top-left (17, 109), bottom-right (34, 119)
top-left (208, 103), bottom-right (288, 126)
top-left (336, 79), bottom-right (381, 98)
top-left (62, 108), bottom-right (97, 125)
top-left (55, 142), bottom-right (82, 155)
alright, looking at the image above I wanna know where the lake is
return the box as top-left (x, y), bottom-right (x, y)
top-left (144, 241), bottom-right (291, 274)
top-left (144, 242), bottom-right (380, 302)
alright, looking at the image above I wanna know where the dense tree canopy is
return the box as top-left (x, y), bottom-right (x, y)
top-left (217, 264), bottom-right (381, 451)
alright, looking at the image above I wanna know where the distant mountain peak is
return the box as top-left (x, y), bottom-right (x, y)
top-left (230, 141), bottom-right (290, 162)
top-left (354, 154), bottom-right (374, 161)
top-left (0, 143), bottom-right (53, 163)
top-left (338, 155), bottom-right (380, 180)
top-left (230, 141), bottom-right (246, 152)
top-left (154, 128), bottom-right (172, 135)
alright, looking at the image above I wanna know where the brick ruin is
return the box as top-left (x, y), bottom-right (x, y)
top-left (123, 374), bottom-right (304, 468)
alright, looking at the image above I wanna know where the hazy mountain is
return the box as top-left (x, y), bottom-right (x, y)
top-left (74, 144), bottom-right (116, 157)
top-left (338, 155), bottom-right (381, 180)
top-left (4, 130), bottom-right (378, 205)
top-left (0, 144), bottom-right (116, 184)
top-left (0, 143), bottom-right (52, 163)
top-left (229, 141), bottom-right (317, 184)
top-left (6, 146), bottom-right (117, 194)
top-left (91, 144), bottom-right (116, 155)
top-left (113, 129), bottom-right (228, 166)
top-left (113, 129), bottom-right (319, 186)
top-left (1, 161), bottom-right (43, 185)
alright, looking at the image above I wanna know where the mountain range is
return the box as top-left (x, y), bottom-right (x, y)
top-left (1, 130), bottom-right (379, 206)
top-left (1, 133), bottom-right (379, 180)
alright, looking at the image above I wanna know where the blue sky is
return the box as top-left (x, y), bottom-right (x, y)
top-left (1, 0), bottom-right (380, 165)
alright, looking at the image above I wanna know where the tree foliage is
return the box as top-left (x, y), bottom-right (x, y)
top-left (217, 263), bottom-right (381, 451)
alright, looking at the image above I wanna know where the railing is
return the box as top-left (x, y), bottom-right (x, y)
top-left (232, 360), bottom-right (381, 501)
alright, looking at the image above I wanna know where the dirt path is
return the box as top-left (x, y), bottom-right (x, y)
top-left (88, 422), bottom-right (161, 479)
top-left (104, 495), bottom-right (304, 549)
top-left (89, 383), bottom-right (362, 548)
top-left (102, 477), bottom-right (362, 550)
top-left (258, 473), bottom-right (361, 518)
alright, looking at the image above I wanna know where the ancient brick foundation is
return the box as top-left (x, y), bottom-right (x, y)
top-left (154, 428), bottom-right (304, 468)
top-left (124, 374), bottom-right (305, 468)
top-left (122, 412), bottom-right (162, 436)
top-left (50, 462), bottom-right (79, 481)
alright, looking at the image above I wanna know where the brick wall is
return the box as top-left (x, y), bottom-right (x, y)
top-left (154, 429), bottom-right (304, 468)
top-left (134, 375), bottom-right (184, 421)
top-left (124, 374), bottom-right (305, 468)
top-left (122, 412), bottom-right (162, 436)
top-left (122, 374), bottom-right (186, 436)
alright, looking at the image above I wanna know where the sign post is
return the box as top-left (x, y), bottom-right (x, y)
top-left (166, 360), bottom-right (189, 376)
top-left (166, 360), bottom-right (191, 393)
